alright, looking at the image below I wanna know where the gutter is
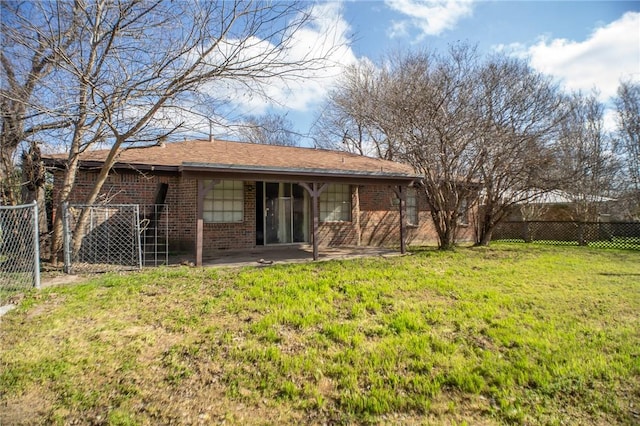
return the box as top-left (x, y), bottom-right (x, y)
top-left (180, 162), bottom-right (418, 181)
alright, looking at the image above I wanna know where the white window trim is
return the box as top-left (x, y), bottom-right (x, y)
top-left (203, 180), bottom-right (244, 223)
top-left (458, 198), bottom-right (469, 226)
top-left (319, 184), bottom-right (351, 222)
top-left (406, 187), bottom-right (418, 226)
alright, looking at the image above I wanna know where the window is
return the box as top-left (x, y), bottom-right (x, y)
top-left (203, 180), bottom-right (244, 223)
top-left (320, 184), bottom-right (351, 222)
top-left (458, 198), bottom-right (469, 225)
top-left (406, 188), bottom-right (418, 226)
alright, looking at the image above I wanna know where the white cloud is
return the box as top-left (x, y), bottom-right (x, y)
top-left (385, 0), bottom-right (474, 39)
top-left (504, 12), bottom-right (640, 101)
top-left (198, 2), bottom-right (356, 117)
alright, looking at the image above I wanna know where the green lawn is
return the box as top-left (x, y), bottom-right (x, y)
top-left (1, 243), bottom-right (639, 425)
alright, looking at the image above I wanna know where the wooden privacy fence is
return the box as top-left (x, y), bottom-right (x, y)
top-left (492, 221), bottom-right (640, 250)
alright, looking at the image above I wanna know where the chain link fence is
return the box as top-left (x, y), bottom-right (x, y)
top-left (1, 202), bottom-right (40, 306)
top-left (63, 203), bottom-right (168, 274)
top-left (63, 203), bottom-right (142, 274)
top-left (492, 221), bottom-right (640, 250)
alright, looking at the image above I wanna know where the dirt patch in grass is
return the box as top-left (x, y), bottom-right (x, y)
top-left (1, 388), bottom-right (56, 425)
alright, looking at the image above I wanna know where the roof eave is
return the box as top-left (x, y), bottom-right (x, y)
top-left (43, 158), bottom-right (180, 173)
top-left (180, 162), bottom-right (418, 183)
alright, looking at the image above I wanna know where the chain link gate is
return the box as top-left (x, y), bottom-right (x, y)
top-left (63, 203), bottom-right (142, 274)
top-left (139, 204), bottom-right (169, 267)
top-left (0, 202), bottom-right (40, 306)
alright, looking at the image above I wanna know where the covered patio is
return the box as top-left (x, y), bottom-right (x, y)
top-left (173, 245), bottom-right (404, 268)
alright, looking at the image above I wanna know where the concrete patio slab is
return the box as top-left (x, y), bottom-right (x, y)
top-left (173, 245), bottom-right (403, 268)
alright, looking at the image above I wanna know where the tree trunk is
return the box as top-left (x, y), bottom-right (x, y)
top-left (432, 210), bottom-right (457, 250)
top-left (0, 147), bottom-right (20, 206)
top-left (21, 143), bottom-right (48, 233)
top-left (577, 222), bottom-right (587, 246)
top-left (49, 155), bottom-right (80, 265)
top-left (475, 212), bottom-right (494, 246)
top-left (70, 137), bottom-right (125, 255)
top-left (476, 227), bottom-right (493, 246)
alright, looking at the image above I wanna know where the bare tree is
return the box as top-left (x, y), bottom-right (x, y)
top-left (473, 54), bottom-right (564, 245)
top-left (239, 112), bottom-right (300, 146)
top-left (555, 91), bottom-right (618, 224)
top-left (312, 45), bottom-right (568, 248)
top-left (518, 202), bottom-right (550, 222)
top-left (314, 59), bottom-right (394, 158)
top-left (0, 1), bottom-right (79, 205)
top-left (393, 46), bottom-right (483, 249)
top-left (614, 80), bottom-right (640, 219)
top-left (6, 0), bottom-right (345, 261)
top-left (319, 46), bottom-right (482, 249)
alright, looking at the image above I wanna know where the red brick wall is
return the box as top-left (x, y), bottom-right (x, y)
top-left (54, 169), bottom-right (474, 255)
top-left (350, 185), bottom-right (474, 247)
top-left (52, 169), bottom-right (178, 206)
top-left (51, 169), bottom-right (189, 249)
top-left (52, 170), bottom-right (260, 252)
top-left (173, 175), bottom-right (196, 251)
top-left (201, 181), bottom-right (256, 251)
top-left (316, 185), bottom-right (445, 248)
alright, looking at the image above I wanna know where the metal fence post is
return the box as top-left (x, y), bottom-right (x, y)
top-left (32, 201), bottom-right (41, 289)
top-left (0, 203), bottom-right (42, 302)
top-left (62, 202), bottom-right (71, 274)
top-left (134, 204), bottom-right (142, 270)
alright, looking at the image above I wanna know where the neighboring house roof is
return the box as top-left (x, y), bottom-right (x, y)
top-left (522, 190), bottom-right (615, 204)
top-left (44, 139), bottom-right (417, 183)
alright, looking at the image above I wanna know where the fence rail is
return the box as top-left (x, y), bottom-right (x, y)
top-left (492, 221), bottom-right (640, 250)
top-left (1, 202), bottom-right (40, 306)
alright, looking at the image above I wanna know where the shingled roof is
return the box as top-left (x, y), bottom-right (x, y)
top-left (45, 139), bottom-right (417, 182)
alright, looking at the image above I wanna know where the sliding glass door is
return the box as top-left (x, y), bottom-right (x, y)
top-left (264, 182), bottom-right (308, 244)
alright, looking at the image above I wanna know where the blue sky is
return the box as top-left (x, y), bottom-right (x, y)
top-left (205, 1), bottom-right (640, 145)
top-left (347, 1), bottom-right (636, 57)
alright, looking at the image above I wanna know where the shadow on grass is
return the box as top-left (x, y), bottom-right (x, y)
top-left (598, 272), bottom-right (640, 277)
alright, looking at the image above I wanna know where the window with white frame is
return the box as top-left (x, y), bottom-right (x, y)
top-left (320, 184), bottom-right (351, 222)
top-left (406, 188), bottom-right (418, 226)
top-left (458, 197), bottom-right (469, 225)
top-left (203, 180), bottom-right (244, 223)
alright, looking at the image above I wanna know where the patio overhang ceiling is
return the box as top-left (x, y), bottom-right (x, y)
top-left (180, 162), bottom-right (418, 186)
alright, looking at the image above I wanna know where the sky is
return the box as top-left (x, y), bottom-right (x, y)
top-left (209, 0), bottom-right (640, 146)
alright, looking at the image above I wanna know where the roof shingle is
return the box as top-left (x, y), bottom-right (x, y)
top-left (45, 139), bottom-right (416, 178)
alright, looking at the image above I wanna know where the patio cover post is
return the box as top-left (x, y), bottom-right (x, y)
top-left (299, 182), bottom-right (328, 261)
top-left (393, 185), bottom-right (407, 255)
top-left (196, 179), bottom-right (219, 266)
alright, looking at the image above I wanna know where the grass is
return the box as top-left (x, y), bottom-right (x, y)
top-left (1, 243), bottom-right (639, 425)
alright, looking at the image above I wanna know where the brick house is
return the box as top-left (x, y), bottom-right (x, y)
top-left (45, 139), bottom-right (472, 264)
